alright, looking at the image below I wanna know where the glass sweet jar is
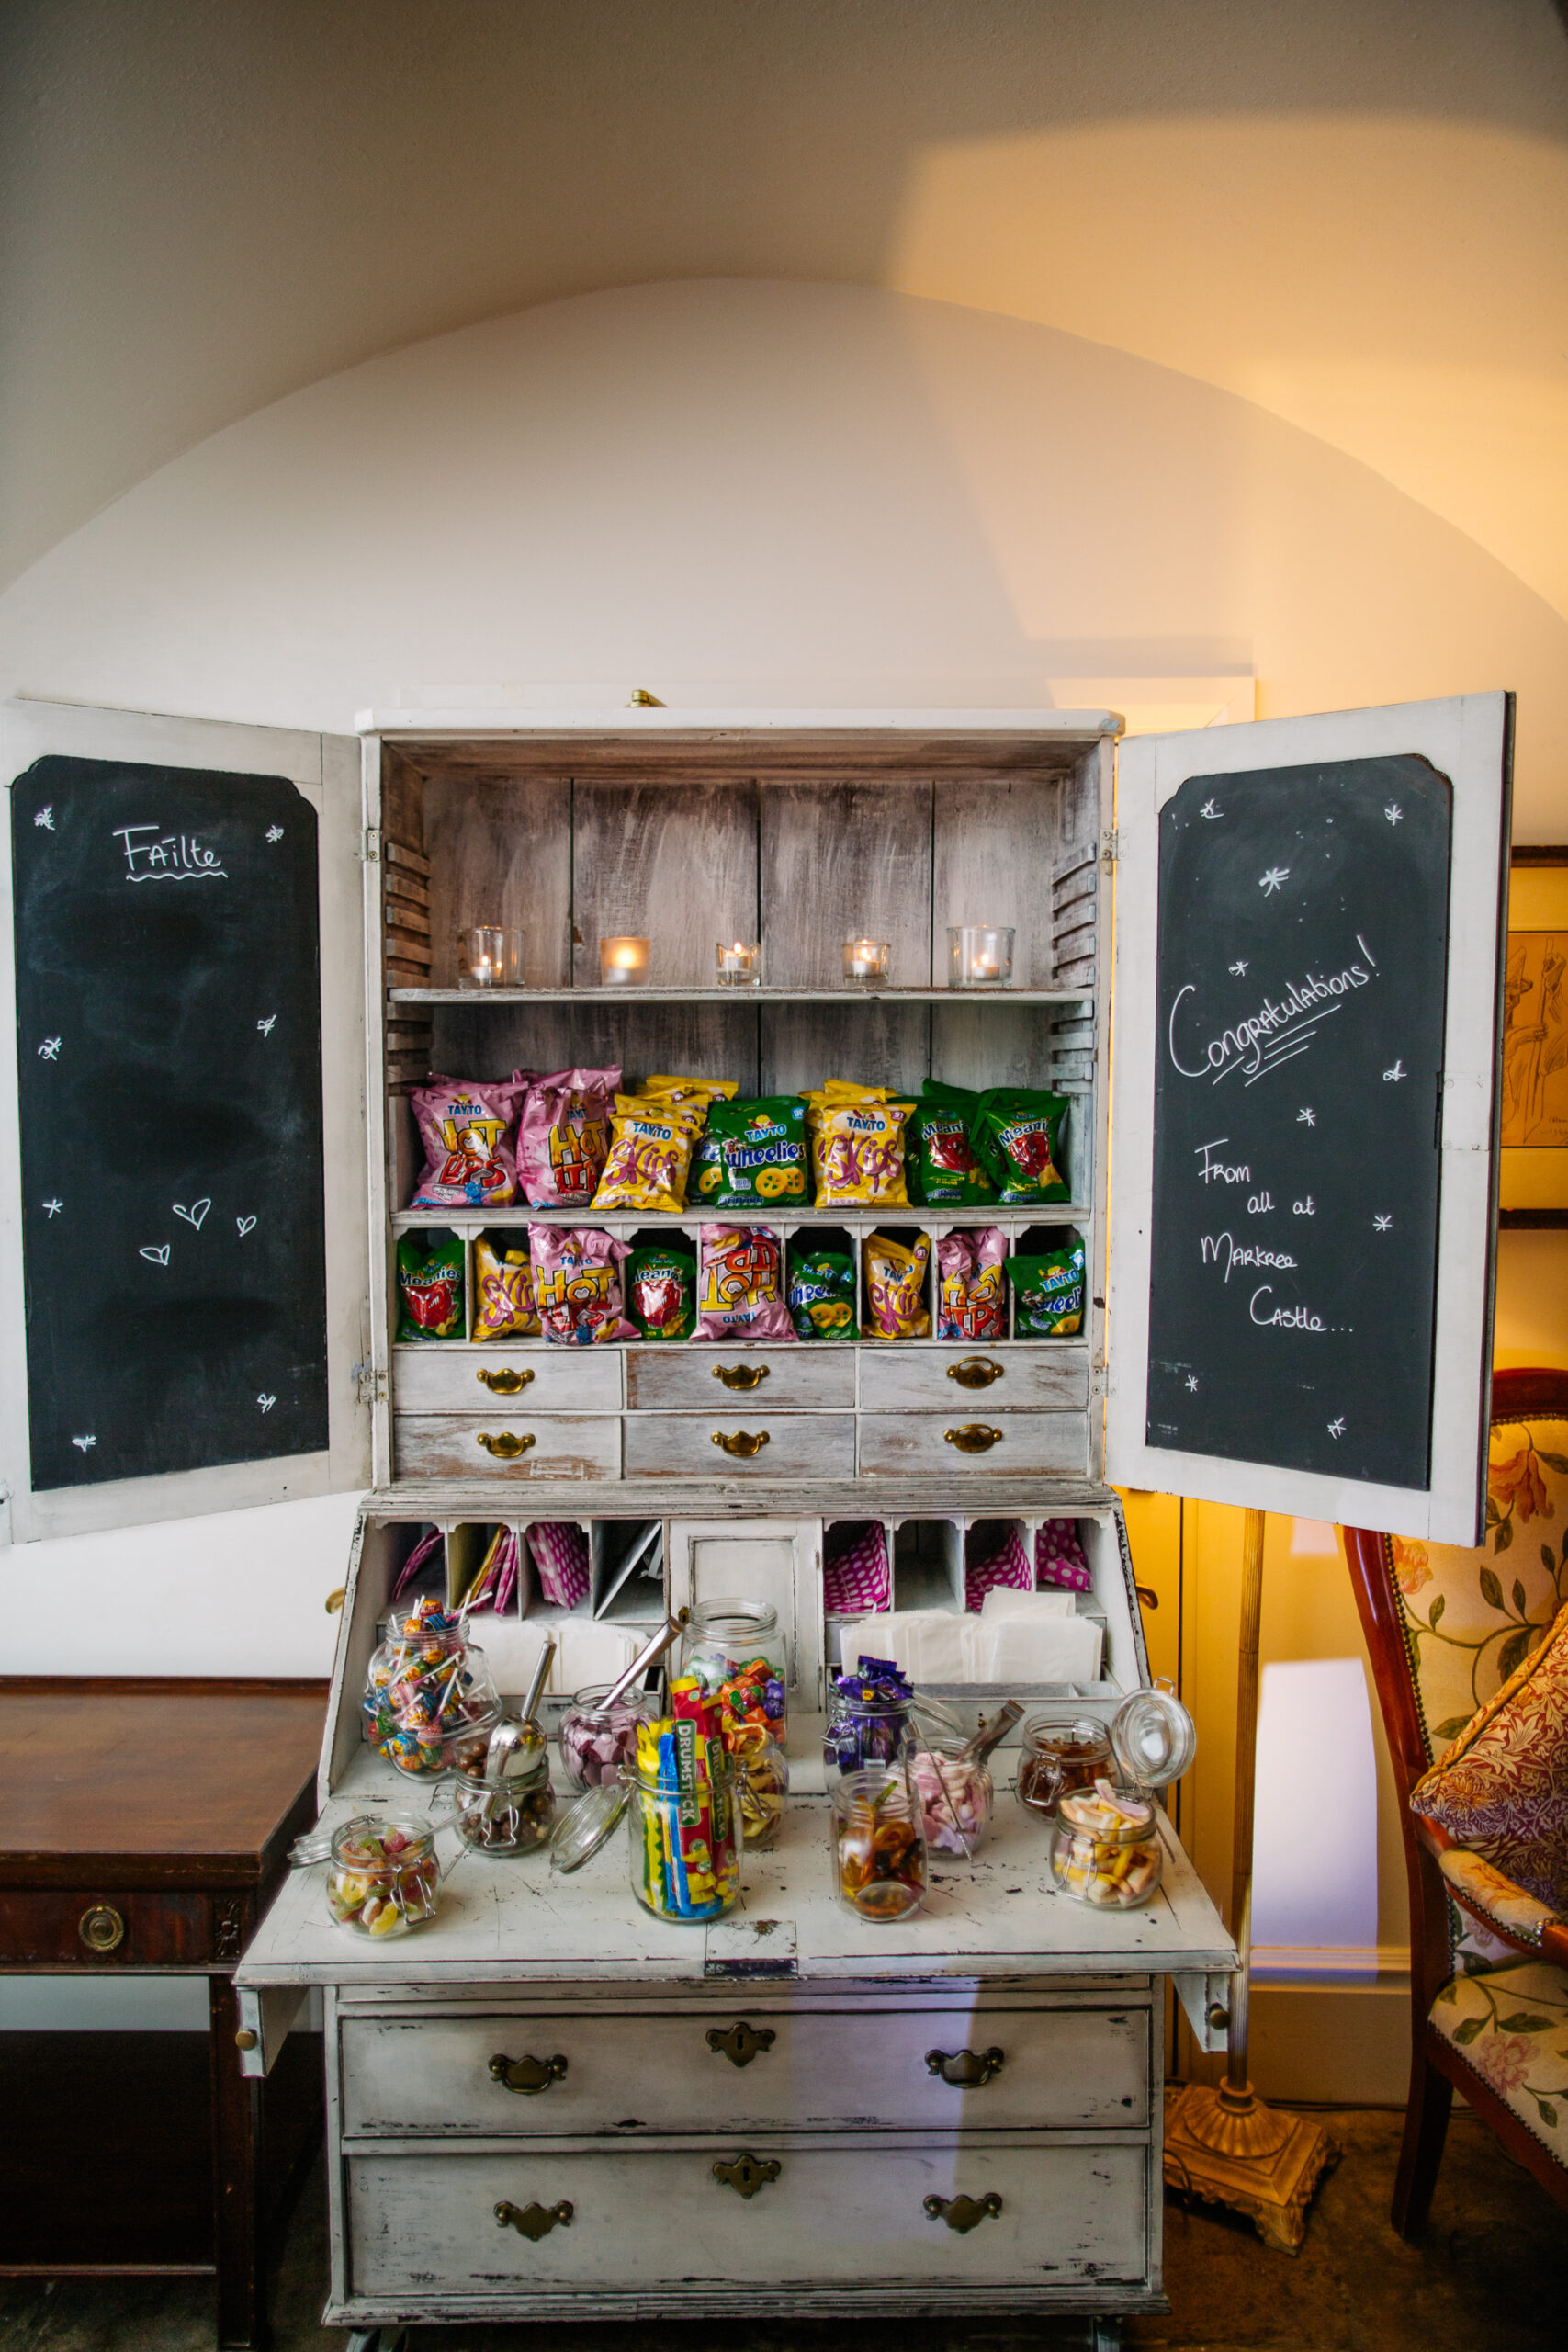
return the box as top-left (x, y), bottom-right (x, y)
top-left (626, 1750), bottom-right (742, 1922)
top-left (1016, 1684), bottom-right (1195, 1825)
top-left (1014, 1713), bottom-right (1112, 1821)
top-left (377, 1597), bottom-right (502, 1778)
top-left (911, 1739), bottom-right (994, 1858)
top-left (448, 1724), bottom-right (556, 1854)
top-left (823, 1656), bottom-right (918, 1788)
top-left (558, 1681), bottom-right (661, 1791)
top-left (678, 1599), bottom-right (788, 1748)
top-left (731, 1724), bottom-right (789, 1849)
top-left (324, 1815), bottom-right (442, 1938)
top-left (1049, 1781), bottom-right (1165, 1908)
top-left (831, 1765), bottom-right (928, 1922)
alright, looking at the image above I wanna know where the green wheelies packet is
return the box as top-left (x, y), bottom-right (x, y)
top-left (704, 1095), bottom-right (810, 1210)
top-left (786, 1247), bottom-right (859, 1340)
top-left (1006, 1232), bottom-right (1087, 1336)
top-left (626, 1244), bottom-right (697, 1340)
top-left (909, 1079), bottom-right (995, 1206)
top-left (973, 1085), bottom-right (1071, 1204)
top-left (396, 1230), bottom-right (466, 1340)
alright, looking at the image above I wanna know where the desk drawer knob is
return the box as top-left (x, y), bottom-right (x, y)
top-left (477, 1430), bottom-right (535, 1459)
top-left (714, 2152), bottom-right (781, 2199)
top-left (712, 1429), bottom-right (769, 1458)
top-left (947, 1357), bottom-right (1003, 1389)
top-left (925, 2192), bottom-right (1003, 2233)
top-left (495, 2199), bottom-right (572, 2240)
top-left (78, 1904), bottom-right (125, 1955)
top-left (925, 2044), bottom-right (1005, 2087)
top-left (478, 1366), bottom-right (534, 1395)
top-left (713, 1363), bottom-right (769, 1391)
top-left (489, 2052), bottom-right (568, 2094)
top-left (944, 1423), bottom-right (1002, 1453)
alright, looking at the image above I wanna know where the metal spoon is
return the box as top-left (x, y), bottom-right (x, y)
top-left (598, 1616), bottom-right (682, 1714)
top-left (518, 1630), bottom-right (558, 1733)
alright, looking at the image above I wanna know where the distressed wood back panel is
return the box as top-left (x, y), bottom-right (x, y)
top-left (432, 1000), bottom-right (763, 1093)
top-left (760, 1002), bottom-right (931, 1098)
top-left (932, 778), bottom-right (1059, 988)
top-left (570, 781), bottom-right (759, 989)
top-left (760, 780), bottom-right (934, 988)
top-left (929, 1001), bottom-right (1055, 1095)
top-left (423, 776), bottom-right (572, 989)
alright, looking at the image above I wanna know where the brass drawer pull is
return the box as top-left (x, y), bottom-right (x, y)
top-left (707, 2020), bottom-right (776, 2068)
top-left (714, 1363), bottom-right (769, 1391)
top-left (925, 2044), bottom-right (1005, 2088)
top-left (478, 1366), bottom-right (534, 1395)
top-left (477, 1430), bottom-right (535, 1459)
top-left (925, 2191), bottom-right (1003, 2233)
top-left (944, 1423), bottom-right (1002, 1453)
top-left (490, 2052), bottom-right (568, 2094)
top-left (495, 2199), bottom-right (572, 2241)
top-left (714, 2152), bottom-right (781, 2199)
top-left (947, 1356), bottom-right (1003, 1390)
top-left (78, 1904), bottom-right (125, 1955)
top-left (712, 1430), bottom-right (769, 1459)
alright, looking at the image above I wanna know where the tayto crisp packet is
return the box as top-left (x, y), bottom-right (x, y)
top-left (786, 1246), bottom-right (859, 1340)
top-left (642, 1076), bottom-right (739, 1109)
top-left (528, 1225), bottom-right (637, 1344)
top-left (974, 1086), bottom-right (1071, 1204)
top-left (592, 1096), bottom-right (704, 1214)
top-left (627, 1244), bottom-right (697, 1340)
top-left (396, 1231), bottom-right (466, 1340)
top-left (863, 1231), bottom-right (931, 1339)
top-left (805, 1088), bottom-right (914, 1208)
top-left (471, 1235), bottom-right (540, 1340)
top-left (911, 1079), bottom-right (995, 1206)
top-left (697, 1225), bottom-right (795, 1340)
top-left (516, 1068), bottom-right (619, 1207)
top-left (410, 1077), bottom-right (524, 1207)
top-left (1006, 1230), bottom-right (1087, 1335)
top-left (936, 1226), bottom-right (1008, 1342)
top-left (706, 1095), bottom-right (809, 1209)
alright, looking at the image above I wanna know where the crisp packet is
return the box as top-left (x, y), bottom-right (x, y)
top-left (697, 1225), bottom-right (795, 1340)
top-left (973, 1086), bottom-right (1071, 1204)
top-left (410, 1077), bottom-right (524, 1207)
top-left (396, 1231), bottom-right (465, 1340)
top-left (863, 1231), bottom-right (931, 1338)
top-left (705, 1096), bottom-right (809, 1209)
top-left (805, 1085), bottom-right (914, 1208)
top-left (471, 1235), bottom-right (540, 1340)
top-left (910, 1080), bottom-right (995, 1206)
top-left (592, 1095), bottom-right (705, 1214)
top-left (786, 1247), bottom-right (859, 1340)
top-left (936, 1227), bottom-right (1008, 1342)
top-left (529, 1226), bottom-right (637, 1344)
top-left (626, 1244), bottom-right (697, 1340)
top-left (1006, 1232), bottom-right (1087, 1335)
top-left (516, 1068), bottom-right (619, 1207)
top-left (643, 1076), bottom-right (738, 1108)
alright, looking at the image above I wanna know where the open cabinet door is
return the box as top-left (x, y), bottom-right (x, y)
top-left (1106, 693), bottom-right (1511, 1546)
top-left (0, 699), bottom-right (370, 1542)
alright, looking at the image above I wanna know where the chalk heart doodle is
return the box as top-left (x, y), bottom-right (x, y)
top-left (256, 1393), bottom-right (276, 1414)
top-left (236, 1216), bottom-right (257, 1237)
top-left (172, 1198), bottom-right (211, 1230)
top-left (140, 1244), bottom-right (171, 1266)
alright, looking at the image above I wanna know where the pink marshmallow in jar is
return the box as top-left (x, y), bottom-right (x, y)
top-left (911, 1747), bottom-right (994, 1856)
top-left (558, 1682), bottom-right (661, 1791)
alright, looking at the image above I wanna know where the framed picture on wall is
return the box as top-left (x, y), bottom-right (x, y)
top-left (1499, 847), bottom-right (1568, 1227)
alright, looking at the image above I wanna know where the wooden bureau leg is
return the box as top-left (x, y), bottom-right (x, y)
top-left (209, 1973), bottom-right (265, 2351)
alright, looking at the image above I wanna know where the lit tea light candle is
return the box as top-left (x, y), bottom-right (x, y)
top-left (843, 936), bottom-right (891, 984)
top-left (946, 924), bottom-right (1015, 989)
top-left (600, 935), bottom-right (650, 987)
top-left (715, 940), bottom-right (761, 987)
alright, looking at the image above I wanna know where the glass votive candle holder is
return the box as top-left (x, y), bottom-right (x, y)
top-left (715, 940), bottom-right (762, 987)
top-left (842, 937), bottom-right (892, 985)
top-left (599, 936), bottom-right (650, 987)
top-left (459, 924), bottom-right (522, 989)
top-left (947, 924), bottom-right (1015, 988)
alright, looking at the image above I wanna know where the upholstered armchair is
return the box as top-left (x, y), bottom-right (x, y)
top-left (1344, 1369), bottom-right (1568, 2233)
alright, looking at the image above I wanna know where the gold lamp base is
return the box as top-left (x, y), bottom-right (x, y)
top-left (1164, 2080), bottom-right (1337, 2254)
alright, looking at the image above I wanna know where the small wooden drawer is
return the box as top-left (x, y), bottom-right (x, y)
top-left (393, 1349), bottom-right (622, 1414)
top-left (0, 1889), bottom-right (211, 1967)
top-left (393, 1414), bottom-right (622, 1481)
top-left (858, 1346), bottom-right (1089, 1413)
top-left (626, 1348), bottom-right (853, 1411)
top-left (339, 2004), bottom-right (1148, 2139)
top-left (858, 1411), bottom-right (1086, 1476)
top-left (623, 1412), bottom-right (855, 1479)
top-left (346, 2138), bottom-right (1149, 2297)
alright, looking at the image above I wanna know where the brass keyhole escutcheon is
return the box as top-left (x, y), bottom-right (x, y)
top-left (925, 2191), bottom-right (1003, 2233)
top-left (78, 1904), bottom-right (125, 1955)
top-left (495, 2199), bottom-right (572, 2241)
top-left (707, 2020), bottom-right (776, 2069)
top-left (947, 1357), bottom-right (1003, 1390)
top-left (712, 1430), bottom-right (770, 1458)
top-left (490, 2052), bottom-right (568, 2094)
top-left (944, 1423), bottom-right (1002, 1453)
top-left (713, 1363), bottom-right (769, 1391)
top-left (714, 2152), bottom-right (781, 2199)
top-left (477, 1430), bottom-right (536, 1459)
top-left (477, 1366), bottom-right (535, 1395)
top-left (925, 2045), bottom-right (1005, 2088)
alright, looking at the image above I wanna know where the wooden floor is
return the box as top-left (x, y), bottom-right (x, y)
top-left (1, 2108), bottom-right (1560, 2352)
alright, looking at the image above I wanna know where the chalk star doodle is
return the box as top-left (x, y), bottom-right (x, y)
top-left (41, 1199), bottom-right (62, 1216)
top-left (1327, 1418), bottom-right (1347, 1438)
top-left (265, 825), bottom-right (284, 842)
top-left (1229, 959), bottom-right (1248, 976)
top-left (33, 806), bottom-right (54, 831)
top-left (1374, 1214), bottom-right (1393, 1231)
top-left (1383, 1059), bottom-right (1406, 1083)
top-left (1384, 803), bottom-right (1403, 826)
top-left (37, 1037), bottom-right (61, 1060)
top-left (1185, 1375), bottom-right (1199, 1392)
top-left (71, 1435), bottom-right (96, 1453)
top-left (257, 1393), bottom-right (276, 1413)
top-left (1201, 798), bottom-right (1222, 819)
top-left (256, 1014), bottom-right (277, 1037)
top-left (1297, 1107), bottom-right (1315, 1127)
top-left (1260, 866), bottom-right (1290, 895)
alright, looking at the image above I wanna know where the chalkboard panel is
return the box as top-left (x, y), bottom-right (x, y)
top-left (11, 756), bottom-right (328, 1489)
top-left (1145, 755), bottom-right (1451, 1489)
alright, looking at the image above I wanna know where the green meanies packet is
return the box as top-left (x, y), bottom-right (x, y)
top-left (396, 1231), bottom-right (466, 1340)
top-left (910, 1079), bottom-right (996, 1206)
top-left (702, 1095), bottom-right (810, 1210)
top-left (1006, 1232), bottom-right (1087, 1335)
top-left (973, 1086), bottom-right (1071, 1204)
top-left (786, 1247), bottom-right (859, 1340)
top-left (626, 1245), bottom-right (697, 1340)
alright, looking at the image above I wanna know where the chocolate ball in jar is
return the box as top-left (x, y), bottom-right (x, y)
top-left (1015, 1713), bottom-right (1111, 1821)
top-left (451, 1728), bottom-right (556, 1854)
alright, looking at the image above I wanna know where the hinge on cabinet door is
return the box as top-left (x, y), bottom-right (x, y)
top-left (351, 1359), bottom-right (384, 1407)
top-left (1100, 827), bottom-right (1118, 866)
top-left (362, 825), bottom-right (381, 863)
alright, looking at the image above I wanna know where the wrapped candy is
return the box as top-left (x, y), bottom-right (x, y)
top-left (717, 1656), bottom-right (788, 1747)
top-left (824, 1655), bottom-right (917, 1779)
top-left (325, 1816), bottom-right (441, 1938)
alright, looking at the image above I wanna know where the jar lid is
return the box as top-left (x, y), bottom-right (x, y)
top-left (548, 1780), bottom-right (628, 1873)
top-left (1110, 1682), bottom-right (1197, 1789)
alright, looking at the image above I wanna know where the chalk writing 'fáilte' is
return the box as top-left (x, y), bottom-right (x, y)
top-left (113, 824), bottom-right (227, 882)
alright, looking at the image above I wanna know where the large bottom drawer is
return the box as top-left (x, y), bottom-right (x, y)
top-left (346, 2138), bottom-right (1149, 2296)
top-left (392, 1414), bottom-right (621, 1480)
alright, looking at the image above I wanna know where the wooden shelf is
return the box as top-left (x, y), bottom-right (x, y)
top-left (387, 985), bottom-right (1092, 1006)
top-left (391, 1203), bottom-right (1090, 1232)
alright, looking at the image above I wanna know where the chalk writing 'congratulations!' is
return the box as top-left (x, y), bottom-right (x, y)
top-left (113, 825), bottom-right (227, 882)
top-left (1167, 935), bottom-right (1378, 1083)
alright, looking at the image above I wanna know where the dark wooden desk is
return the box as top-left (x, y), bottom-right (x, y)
top-left (0, 1678), bottom-right (327, 2348)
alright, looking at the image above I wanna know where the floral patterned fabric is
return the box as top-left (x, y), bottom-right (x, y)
top-left (1438, 1847), bottom-right (1560, 1951)
top-left (1430, 1959), bottom-right (1568, 2167)
top-left (1412, 1600), bottom-right (1568, 1914)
